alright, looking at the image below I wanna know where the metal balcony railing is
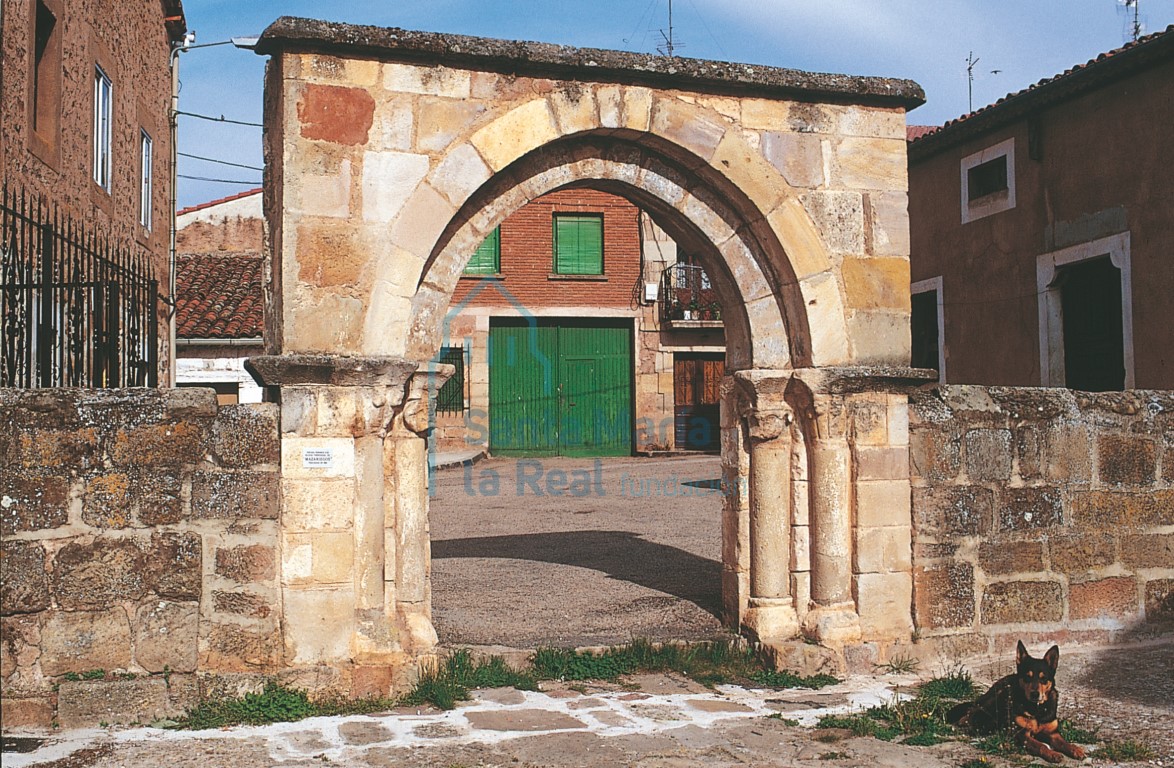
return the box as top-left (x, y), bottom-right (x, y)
top-left (659, 263), bottom-right (722, 324)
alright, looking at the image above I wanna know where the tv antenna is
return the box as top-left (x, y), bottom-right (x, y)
top-left (657, 0), bottom-right (680, 57)
top-left (1119, 0), bottom-right (1143, 41)
top-left (966, 51), bottom-right (980, 113)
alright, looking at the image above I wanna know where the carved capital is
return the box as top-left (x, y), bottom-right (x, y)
top-left (746, 407), bottom-right (793, 442)
top-left (396, 365), bottom-right (457, 436)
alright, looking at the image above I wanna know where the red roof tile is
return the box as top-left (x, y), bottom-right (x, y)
top-left (909, 25), bottom-right (1174, 153)
top-left (175, 254), bottom-right (263, 339)
top-left (906, 125), bottom-right (937, 141)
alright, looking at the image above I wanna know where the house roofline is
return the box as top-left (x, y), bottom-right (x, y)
top-left (177, 187), bottom-right (263, 217)
top-left (909, 25), bottom-right (1174, 159)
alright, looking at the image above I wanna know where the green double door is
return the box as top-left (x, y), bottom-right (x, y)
top-left (489, 319), bottom-right (632, 457)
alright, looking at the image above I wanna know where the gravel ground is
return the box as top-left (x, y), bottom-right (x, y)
top-left (430, 455), bottom-right (728, 648)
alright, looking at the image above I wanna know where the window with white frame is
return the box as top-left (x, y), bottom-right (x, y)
top-left (92, 65), bottom-right (113, 192)
top-left (910, 276), bottom-right (945, 381)
top-left (960, 137), bottom-right (1015, 223)
top-left (1036, 232), bottom-right (1133, 391)
top-left (139, 130), bottom-right (153, 229)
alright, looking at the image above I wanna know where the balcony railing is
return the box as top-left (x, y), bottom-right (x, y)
top-left (659, 263), bottom-right (722, 326)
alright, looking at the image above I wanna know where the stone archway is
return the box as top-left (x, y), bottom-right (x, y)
top-left (248, 17), bottom-right (930, 682)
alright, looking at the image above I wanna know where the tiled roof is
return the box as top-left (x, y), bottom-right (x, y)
top-left (906, 125), bottom-right (937, 141)
top-left (175, 254), bottom-right (263, 339)
top-left (177, 187), bottom-right (262, 217)
top-left (909, 25), bottom-right (1174, 156)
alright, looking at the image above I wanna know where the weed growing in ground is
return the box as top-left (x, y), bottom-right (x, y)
top-left (918, 666), bottom-right (977, 700)
top-left (814, 666), bottom-right (981, 748)
top-left (401, 651), bottom-right (538, 710)
top-left (766, 713), bottom-right (800, 726)
top-left (1095, 739), bottom-right (1155, 761)
top-left (1057, 719), bottom-right (1098, 744)
top-left (174, 638), bottom-right (841, 728)
top-left (874, 654), bottom-right (920, 674)
top-left (177, 681), bottom-right (400, 730)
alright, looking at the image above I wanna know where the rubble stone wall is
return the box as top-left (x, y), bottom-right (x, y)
top-left (910, 386), bottom-right (1174, 655)
top-left (0, 388), bottom-right (281, 728)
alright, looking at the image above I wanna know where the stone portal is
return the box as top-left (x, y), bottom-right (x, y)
top-left (249, 16), bottom-right (929, 679)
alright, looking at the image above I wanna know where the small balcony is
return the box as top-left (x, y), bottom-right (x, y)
top-left (659, 263), bottom-right (723, 328)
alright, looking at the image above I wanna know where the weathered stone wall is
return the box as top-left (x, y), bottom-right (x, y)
top-left (910, 386), bottom-right (1174, 655)
top-left (0, 389), bottom-right (281, 728)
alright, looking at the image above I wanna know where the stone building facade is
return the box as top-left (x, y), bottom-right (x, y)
top-left (0, 0), bottom-right (186, 381)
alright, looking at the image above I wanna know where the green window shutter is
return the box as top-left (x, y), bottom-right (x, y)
top-left (464, 227), bottom-right (500, 275)
top-left (554, 215), bottom-right (603, 275)
top-left (435, 346), bottom-right (465, 413)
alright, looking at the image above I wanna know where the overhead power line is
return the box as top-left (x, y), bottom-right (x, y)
top-left (176, 110), bottom-right (263, 128)
top-left (178, 173), bottom-right (261, 186)
top-left (178, 151), bottom-right (263, 171)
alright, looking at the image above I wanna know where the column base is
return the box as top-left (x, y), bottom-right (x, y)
top-left (396, 605), bottom-right (439, 655)
top-left (742, 598), bottom-right (800, 642)
top-left (802, 604), bottom-right (862, 646)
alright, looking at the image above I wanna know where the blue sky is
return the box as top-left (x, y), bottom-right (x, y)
top-left (175, 0), bottom-right (1174, 209)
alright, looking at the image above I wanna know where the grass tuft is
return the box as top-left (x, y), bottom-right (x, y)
top-left (1095, 739), bottom-right (1155, 761)
top-left (918, 667), bottom-right (978, 701)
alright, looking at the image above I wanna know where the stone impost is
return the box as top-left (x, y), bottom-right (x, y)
top-left (246, 355), bottom-right (454, 663)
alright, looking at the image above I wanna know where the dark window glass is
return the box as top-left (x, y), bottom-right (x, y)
top-left (911, 290), bottom-right (940, 371)
top-left (1059, 257), bottom-right (1124, 392)
top-left (967, 156), bottom-right (1008, 201)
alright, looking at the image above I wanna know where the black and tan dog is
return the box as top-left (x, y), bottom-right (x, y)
top-left (946, 641), bottom-right (1086, 764)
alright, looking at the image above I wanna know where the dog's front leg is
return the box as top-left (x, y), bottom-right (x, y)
top-left (1042, 730), bottom-right (1086, 759)
top-left (1016, 726), bottom-right (1064, 764)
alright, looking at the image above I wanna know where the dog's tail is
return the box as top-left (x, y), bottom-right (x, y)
top-left (945, 701), bottom-right (971, 725)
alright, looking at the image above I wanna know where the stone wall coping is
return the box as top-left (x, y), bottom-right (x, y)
top-left (733, 366), bottom-right (938, 398)
top-left (255, 16), bottom-right (926, 109)
top-left (245, 355), bottom-right (419, 387)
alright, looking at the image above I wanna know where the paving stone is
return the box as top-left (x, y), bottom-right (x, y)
top-left (282, 730), bottom-right (332, 753)
top-left (412, 722), bottom-right (463, 739)
top-left (589, 710), bottom-right (633, 728)
top-left (628, 703), bottom-right (686, 721)
top-left (470, 686), bottom-right (526, 705)
top-left (565, 697), bottom-right (608, 710)
top-left (339, 720), bottom-right (394, 745)
top-left (688, 698), bottom-right (754, 713)
top-left (464, 708), bottom-right (587, 732)
top-left (624, 672), bottom-right (707, 695)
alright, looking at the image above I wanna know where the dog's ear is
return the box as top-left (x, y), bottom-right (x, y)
top-left (1017, 640), bottom-right (1028, 665)
top-left (1044, 645), bottom-right (1059, 671)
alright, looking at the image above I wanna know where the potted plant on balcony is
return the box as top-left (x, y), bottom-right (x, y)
top-left (709, 301), bottom-right (722, 321)
top-left (686, 298), bottom-right (699, 320)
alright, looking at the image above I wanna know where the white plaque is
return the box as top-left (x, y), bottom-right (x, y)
top-left (302, 448), bottom-right (334, 469)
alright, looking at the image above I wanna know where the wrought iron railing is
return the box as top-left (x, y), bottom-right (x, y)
top-left (659, 263), bottom-right (722, 323)
top-left (1, 182), bottom-right (158, 388)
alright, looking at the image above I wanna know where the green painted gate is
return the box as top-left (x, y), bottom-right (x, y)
top-left (489, 319), bottom-right (632, 457)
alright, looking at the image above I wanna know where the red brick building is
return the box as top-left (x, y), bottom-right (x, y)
top-left (436, 188), bottom-right (726, 456)
top-left (908, 26), bottom-right (1174, 390)
top-left (0, 0), bottom-right (186, 383)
